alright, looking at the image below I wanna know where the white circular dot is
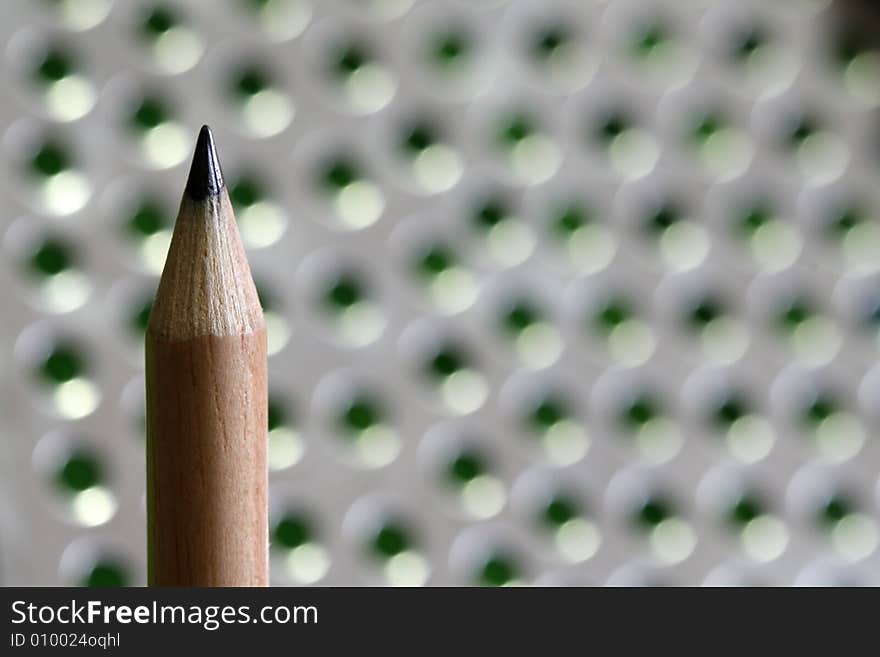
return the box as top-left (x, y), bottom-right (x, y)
top-left (832, 514), bottom-right (878, 561)
top-left (286, 543), bottom-right (330, 584)
top-left (555, 518), bottom-right (600, 563)
top-left (346, 64), bottom-right (396, 113)
top-left (153, 27), bottom-right (204, 74)
top-left (242, 89), bottom-right (293, 137)
top-left (609, 129), bottom-right (658, 178)
top-left (461, 475), bottom-right (506, 519)
top-left (486, 219), bottom-right (535, 266)
top-left (650, 518), bottom-right (696, 564)
top-left (727, 416), bottom-right (774, 463)
top-left (543, 420), bottom-right (588, 465)
top-left (45, 76), bottom-right (95, 122)
top-left (441, 369), bottom-right (488, 415)
top-left (742, 515), bottom-right (788, 562)
top-left (385, 550), bottom-right (429, 586)
top-left (268, 427), bottom-right (304, 470)
top-left (72, 487), bottom-right (117, 528)
top-left (608, 320), bottom-right (655, 366)
top-left (413, 144), bottom-right (462, 193)
top-left (355, 425), bottom-right (401, 467)
top-left (335, 181), bottom-right (384, 228)
top-left (54, 378), bottom-right (100, 419)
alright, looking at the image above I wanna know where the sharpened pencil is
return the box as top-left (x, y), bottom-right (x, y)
top-left (146, 125), bottom-right (268, 586)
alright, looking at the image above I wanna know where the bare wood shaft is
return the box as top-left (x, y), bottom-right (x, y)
top-left (146, 331), bottom-right (267, 586)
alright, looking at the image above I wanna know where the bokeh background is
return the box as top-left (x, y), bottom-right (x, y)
top-left (1, 0), bottom-right (879, 586)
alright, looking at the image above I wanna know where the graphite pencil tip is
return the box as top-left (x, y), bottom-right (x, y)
top-left (184, 125), bottom-right (224, 201)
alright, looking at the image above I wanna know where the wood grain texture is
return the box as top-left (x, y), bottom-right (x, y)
top-left (146, 175), bottom-right (267, 586)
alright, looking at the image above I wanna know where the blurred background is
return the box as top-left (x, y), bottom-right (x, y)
top-left (0, 0), bottom-right (879, 586)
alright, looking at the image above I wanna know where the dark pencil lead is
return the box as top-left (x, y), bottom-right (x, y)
top-left (184, 125), bottom-right (224, 201)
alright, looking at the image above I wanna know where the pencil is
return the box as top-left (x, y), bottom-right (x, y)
top-left (145, 125), bottom-right (268, 586)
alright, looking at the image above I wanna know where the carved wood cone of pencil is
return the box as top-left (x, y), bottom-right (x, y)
top-left (146, 125), bottom-right (268, 586)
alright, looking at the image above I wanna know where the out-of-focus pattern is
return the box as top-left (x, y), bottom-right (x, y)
top-left (0, 0), bottom-right (879, 586)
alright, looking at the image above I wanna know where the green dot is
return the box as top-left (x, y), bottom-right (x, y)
top-left (473, 198), bottom-right (508, 230)
top-left (647, 204), bottom-right (679, 233)
top-left (502, 301), bottom-right (538, 335)
top-left (786, 116), bottom-right (816, 147)
top-left (594, 298), bottom-right (632, 333)
top-left (543, 495), bottom-right (578, 528)
top-left (372, 523), bottom-right (409, 558)
top-left (430, 30), bottom-right (470, 68)
top-left (828, 206), bottom-right (861, 238)
top-left (129, 97), bottom-right (168, 132)
top-left (324, 274), bottom-right (363, 311)
top-left (29, 237), bottom-right (72, 277)
top-left (636, 497), bottom-right (672, 529)
top-left (497, 113), bottom-right (534, 146)
top-left (632, 23), bottom-right (668, 58)
top-left (127, 200), bottom-right (168, 238)
top-left (141, 5), bottom-right (177, 37)
top-left (341, 397), bottom-right (380, 433)
top-left (56, 448), bottom-right (102, 493)
top-left (129, 298), bottom-right (152, 335)
top-left (479, 554), bottom-right (516, 586)
top-left (41, 343), bottom-right (84, 384)
top-left (688, 297), bottom-right (722, 328)
top-left (334, 43), bottom-right (368, 76)
top-left (778, 299), bottom-right (812, 331)
top-left (401, 122), bottom-right (436, 154)
top-left (416, 244), bottom-right (453, 278)
top-left (30, 140), bottom-right (70, 177)
top-left (863, 298), bottom-right (880, 327)
top-left (447, 451), bottom-right (484, 484)
top-left (244, 0), bottom-right (271, 11)
top-left (739, 204), bottom-right (771, 237)
top-left (804, 395), bottom-right (836, 426)
top-left (596, 112), bottom-right (630, 143)
top-left (273, 513), bottom-right (311, 550)
top-left (529, 396), bottom-right (566, 431)
top-left (427, 346), bottom-right (464, 379)
top-left (230, 175), bottom-right (264, 209)
top-left (233, 66), bottom-right (269, 98)
top-left (82, 559), bottom-right (129, 587)
top-left (267, 397), bottom-right (289, 431)
top-left (819, 495), bottom-right (852, 527)
top-left (835, 37), bottom-right (862, 67)
top-left (551, 203), bottom-right (589, 239)
top-left (531, 24), bottom-right (569, 60)
top-left (733, 28), bottom-right (764, 60)
top-left (322, 157), bottom-right (360, 191)
top-left (691, 113), bottom-right (723, 144)
top-left (728, 495), bottom-right (762, 527)
top-left (255, 282), bottom-right (275, 311)
top-left (713, 395), bottom-right (747, 428)
top-left (623, 394), bottom-right (659, 428)
top-left (35, 48), bottom-right (73, 84)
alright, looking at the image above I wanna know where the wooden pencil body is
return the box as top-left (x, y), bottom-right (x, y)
top-left (146, 127), bottom-right (267, 586)
top-left (146, 328), bottom-right (268, 586)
